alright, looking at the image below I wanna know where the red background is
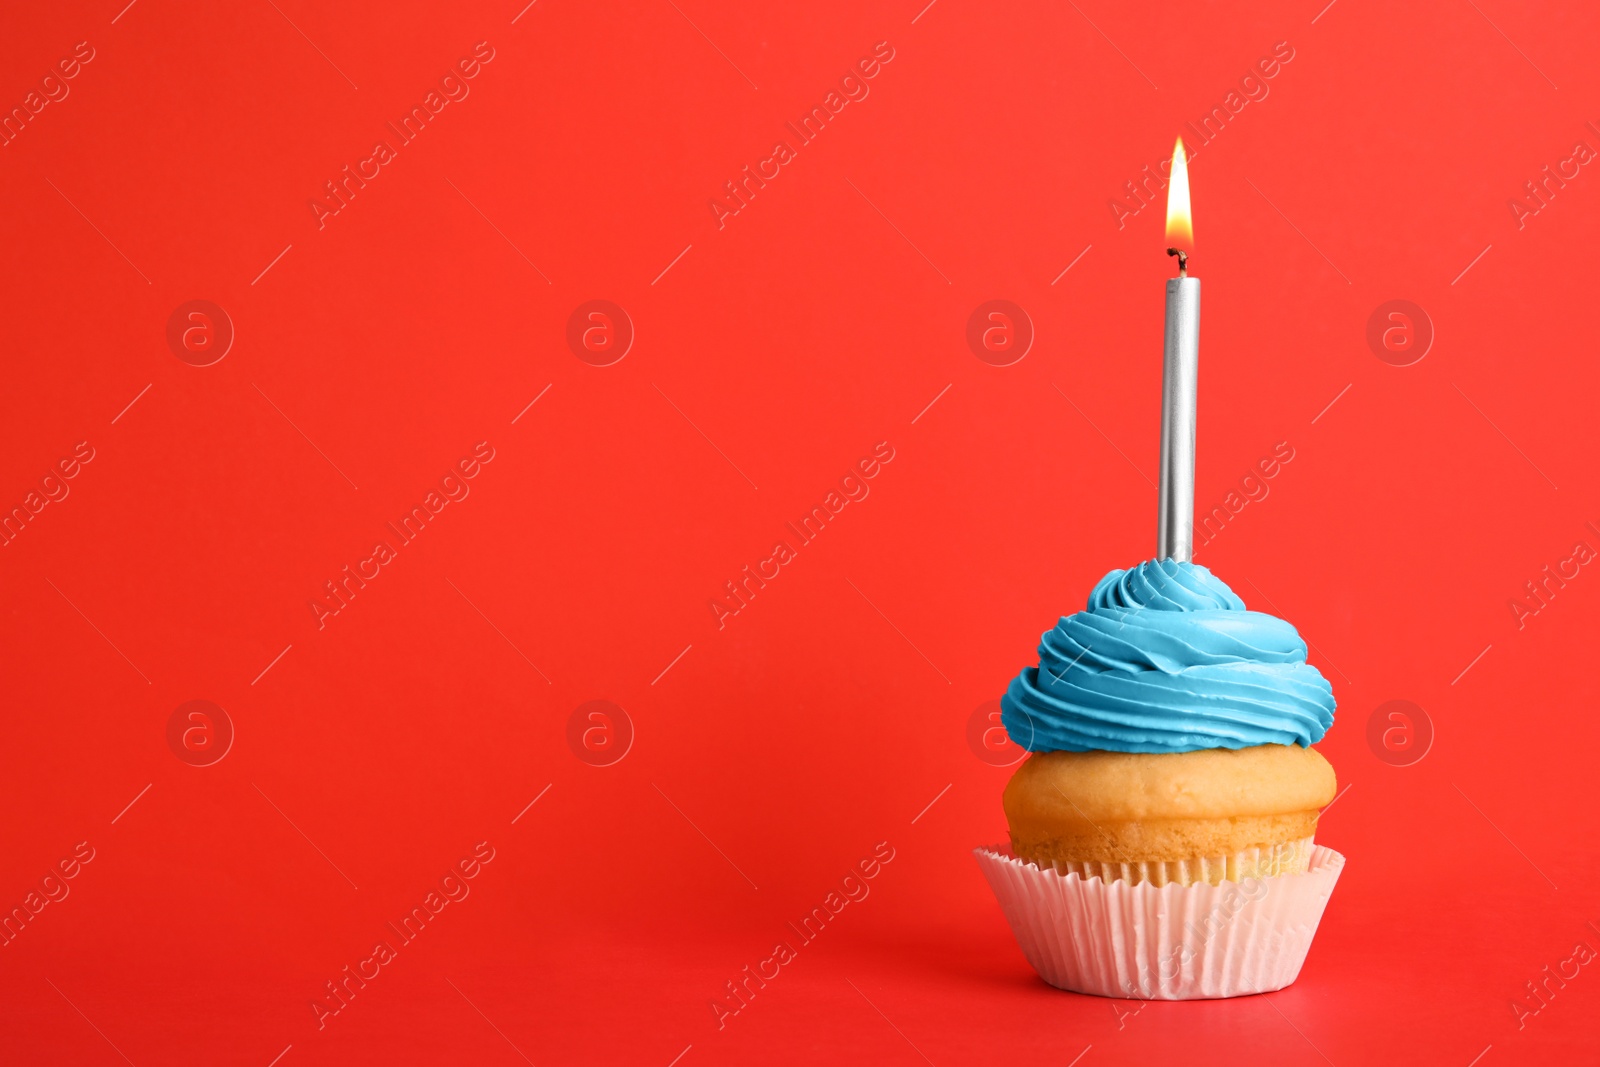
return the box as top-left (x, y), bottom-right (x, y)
top-left (3, 0), bottom-right (1598, 1063)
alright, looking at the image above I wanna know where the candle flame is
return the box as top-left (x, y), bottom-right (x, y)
top-left (1165, 137), bottom-right (1193, 250)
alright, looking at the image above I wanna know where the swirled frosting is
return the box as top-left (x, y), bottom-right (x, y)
top-left (1000, 560), bottom-right (1335, 753)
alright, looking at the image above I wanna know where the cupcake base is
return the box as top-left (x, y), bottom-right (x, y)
top-left (1038, 835), bottom-right (1315, 887)
top-left (975, 843), bottom-right (1344, 1000)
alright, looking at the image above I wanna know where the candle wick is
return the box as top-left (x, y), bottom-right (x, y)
top-left (1166, 248), bottom-right (1188, 277)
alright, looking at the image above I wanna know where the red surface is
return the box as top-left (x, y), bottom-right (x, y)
top-left (3, 1), bottom-right (1598, 1063)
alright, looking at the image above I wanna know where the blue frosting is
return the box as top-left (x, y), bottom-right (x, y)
top-left (1000, 560), bottom-right (1335, 753)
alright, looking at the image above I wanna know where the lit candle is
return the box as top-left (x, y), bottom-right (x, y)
top-left (1157, 137), bottom-right (1198, 562)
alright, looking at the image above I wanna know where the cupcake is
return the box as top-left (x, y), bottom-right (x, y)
top-left (975, 558), bottom-right (1345, 999)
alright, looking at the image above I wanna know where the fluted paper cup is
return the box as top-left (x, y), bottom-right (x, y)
top-left (975, 843), bottom-right (1344, 1000)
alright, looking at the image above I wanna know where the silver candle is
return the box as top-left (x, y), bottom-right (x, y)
top-left (1157, 137), bottom-right (1197, 562)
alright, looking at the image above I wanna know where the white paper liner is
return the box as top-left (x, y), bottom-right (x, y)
top-left (975, 843), bottom-right (1345, 1000)
top-left (1042, 836), bottom-right (1314, 887)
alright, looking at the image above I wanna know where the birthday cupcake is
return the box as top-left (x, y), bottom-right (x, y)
top-left (975, 559), bottom-right (1346, 999)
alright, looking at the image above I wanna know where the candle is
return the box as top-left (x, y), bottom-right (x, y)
top-left (1157, 137), bottom-right (1199, 562)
